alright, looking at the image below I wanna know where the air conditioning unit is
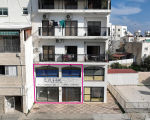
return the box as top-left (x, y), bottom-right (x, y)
top-left (43, 14), bottom-right (49, 19)
top-left (56, 39), bottom-right (62, 43)
top-left (66, 14), bottom-right (73, 20)
top-left (35, 48), bottom-right (40, 52)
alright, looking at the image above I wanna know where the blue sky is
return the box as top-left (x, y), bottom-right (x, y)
top-left (110, 0), bottom-right (150, 35)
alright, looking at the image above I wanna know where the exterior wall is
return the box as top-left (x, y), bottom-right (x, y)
top-left (138, 72), bottom-right (150, 85)
top-left (109, 59), bottom-right (133, 67)
top-left (0, 0), bottom-right (31, 24)
top-left (25, 36), bottom-right (34, 112)
top-left (83, 65), bottom-right (108, 103)
top-left (125, 42), bottom-right (142, 65)
top-left (0, 96), bottom-right (4, 113)
top-left (142, 43), bottom-right (150, 59)
top-left (108, 73), bottom-right (138, 85)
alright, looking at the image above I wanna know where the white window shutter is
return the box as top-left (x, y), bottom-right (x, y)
top-left (5, 66), bottom-right (9, 75)
top-left (9, 66), bottom-right (13, 75)
top-left (13, 66), bottom-right (17, 76)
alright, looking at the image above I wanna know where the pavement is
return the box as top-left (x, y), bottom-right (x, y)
top-left (1, 113), bottom-right (150, 120)
top-left (31, 92), bottom-right (121, 114)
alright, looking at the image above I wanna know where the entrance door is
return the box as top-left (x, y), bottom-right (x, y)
top-left (43, 46), bottom-right (55, 61)
top-left (5, 97), bottom-right (15, 113)
top-left (65, 46), bottom-right (77, 61)
top-left (65, 21), bottom-right (77, 36)
top-left (62, 87), bottom-right (81, 102)
top-left (87, 46), bottom-right (100, 61)
top-left (47, 88), bottom-right (59, 102)
top-left (42, 20), bottom-right (54, 36)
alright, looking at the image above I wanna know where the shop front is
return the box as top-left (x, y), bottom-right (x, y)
top-left (34, 65), bottom-right (82, 103)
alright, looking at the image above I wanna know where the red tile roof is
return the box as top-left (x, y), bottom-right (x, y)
top-left (108, 69), bottom-right (137, 74)
top-left (112, 53), bottom-right (130, 58)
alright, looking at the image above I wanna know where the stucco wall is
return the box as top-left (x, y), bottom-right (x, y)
top-left (138, 72), bottom-right (150, 85)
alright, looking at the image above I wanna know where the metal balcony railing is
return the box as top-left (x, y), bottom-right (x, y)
top-left (39, 54), bottom-right (109, 62)
top-left (0, 46), bottom-right (20, 52)
top-left (38, 0), bottom-right (111, 10)
top-left (38, 27), bottom-right (110, 37)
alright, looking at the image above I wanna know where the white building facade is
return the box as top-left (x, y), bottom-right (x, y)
top-left (32, 0), bottom-right (111, 103)
top-left (0, 0), bottom-right (34, 114)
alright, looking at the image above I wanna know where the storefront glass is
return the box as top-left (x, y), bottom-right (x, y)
top-left (84, 87), bottom-right (104, 102)
top-left (36, 87), bottom-right (59, 102)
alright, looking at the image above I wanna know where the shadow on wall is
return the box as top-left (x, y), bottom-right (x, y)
top-left (138, 72), bottom-right (150, 86)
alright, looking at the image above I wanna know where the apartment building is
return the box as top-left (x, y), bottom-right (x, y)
top-left (32, 0), bottom-right (111, 103)
top-left (109, 24), bottom-right (127, 41)
top-left (0, 0), bottom-right (34, 113)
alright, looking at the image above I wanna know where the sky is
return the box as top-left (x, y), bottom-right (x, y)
top-left (110, 0), bottom-right (150, 35)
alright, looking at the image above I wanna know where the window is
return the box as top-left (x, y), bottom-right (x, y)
top-left (118, 34), bottom-right (120, 37)
top-left (144, 54), bottom-right (147, 57)
top-left (130, 39), bottom-right (134, 42)
top-left (118, 29), bottom-right (120, 31)
top-left (0, 8), bottom-right (8, 16)
top-left (36, 66), bottom-right (59, 77)
top-left (84, 87), bottom-right (104, 102)
top-left (84, 67), bottom-right (104, 81)
top-left (0, 66), bottom-right (17, 76)
top-left (123, 28), bottom-right (126, 31)
top-left (145, 47), bottom-right (148, 51)
top-left (113, 29), bottom-right (114, 31)
top-left (23, 8), bottom-right (28, 15)
top-left (62, 66), bottom-right (81, 77)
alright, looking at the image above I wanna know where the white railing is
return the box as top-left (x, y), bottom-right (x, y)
top-left (109, 58), bottom-right (133, 65)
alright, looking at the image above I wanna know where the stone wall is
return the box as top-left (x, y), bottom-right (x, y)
top-left (0, 96), bottom-right (4, 113)
top-left (138, 72), bottom-right (150, 85)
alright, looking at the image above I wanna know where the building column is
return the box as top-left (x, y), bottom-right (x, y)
top-left (59, 87), bottom-right (62, 102)
top-left (104, 65), bottom-right (108, 103)
top-left (22, 95), bottom-right (27, 113)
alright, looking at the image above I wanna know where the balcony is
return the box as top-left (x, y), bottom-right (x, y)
top-left (38, 0), bottom-right (111, 13)
top-left (39, 54), bottom-right (109, 62)
top-left (38, 27), bottom-right (110, 39)
top-left (0, 46), bottom-right (20, 53)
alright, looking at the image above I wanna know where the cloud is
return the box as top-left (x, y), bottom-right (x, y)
top-left (111, 4), bottom-right (142, 15)
top-left (126, 0), bottom-right (146, 3)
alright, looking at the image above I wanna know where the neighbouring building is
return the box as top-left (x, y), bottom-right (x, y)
top-left (32, 0), bottom-right (111, 103)
top-left (0, 0), bottom-right (34, 113)
top-left (109, 24), bottom-right (127, 41)
top-left (124, 39), bottom-right (150, 65)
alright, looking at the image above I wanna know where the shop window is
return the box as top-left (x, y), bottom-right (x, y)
top-left (62, 66), bottom-right (81, 77)
top-left (23, 8), bottom-right (28, 15)
top-left (84, 87), bottom-right (104, 102)
top-left (84, 67), bottom-right (104, 81)
top-left (36, 66), bottom-right (58, 77)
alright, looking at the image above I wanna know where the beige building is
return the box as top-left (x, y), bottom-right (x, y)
top-left (124, 40), bottom-right (150, 65)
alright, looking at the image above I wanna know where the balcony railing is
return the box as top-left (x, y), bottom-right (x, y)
top-left (38, 27), bottom-right (110, 37)
top-left (0, 46), bottom-right (20, 52)
top-left (38, 0), bottom-right (111, 10)
top-left (39, 54), bottom-right (109, 62)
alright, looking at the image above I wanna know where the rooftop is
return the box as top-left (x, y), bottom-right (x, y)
top-left (108, 69), bottom-right (137, 74)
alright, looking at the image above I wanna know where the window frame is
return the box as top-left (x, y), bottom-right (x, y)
top-left (62, 66), bottom-right (81, 78)
top-left (84, 87), bottom-right (104, 102)
top-left (84, 67), bottom-right (104, 81)
top-left (23, 8), bottom-right (28, 15)
top-left (0, 8), bottom-right (8, 16)
top-left (0, 65), bottom-right (17, 76)
top-left (36, 66), bottom-right (59, 77)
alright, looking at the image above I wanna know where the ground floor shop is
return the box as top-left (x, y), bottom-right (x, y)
top-left (34, 64), bottom-right (107, 103)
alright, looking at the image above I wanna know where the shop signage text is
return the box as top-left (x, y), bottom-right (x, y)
top-left (44, 78), bottom-right (62, 83)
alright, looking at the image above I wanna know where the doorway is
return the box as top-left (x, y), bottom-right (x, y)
top-left (62, 87), bottom-right (81, 102)
top-left (88, 21), bottom-right (101, 36)
top-left (42, 20), bottom-right (54, 36)
top-left (65, 21), bottom-right (77, 36)
top-left (87, 46), bottom-right (100, 61)
top-left (36, 87), bottom-right (59, 102)
top-left (43, 46), bottom-right (55, 61)
top-left (64, 46), bottom-right (77, 61)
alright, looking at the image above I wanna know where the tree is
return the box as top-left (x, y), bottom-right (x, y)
top-left (110, 62), bottom-right (128, 69)
top-left (141, 55), bottom-right (150, 71)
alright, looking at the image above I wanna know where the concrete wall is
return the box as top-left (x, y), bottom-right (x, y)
top-left (108, 73), bottom-right (138, 85)
top-left (125, 42), bottom-right (142, 65)
top-left (0, 96), bottom-right (4, 113)
top-left (138, 72), bottom-right (150, 85)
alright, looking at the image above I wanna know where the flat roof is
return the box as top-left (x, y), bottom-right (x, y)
top-left (108, 69), bottom-right (137, 74)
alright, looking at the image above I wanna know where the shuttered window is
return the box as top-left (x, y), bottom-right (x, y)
top-left (5, 66), bottom-right (17, 76)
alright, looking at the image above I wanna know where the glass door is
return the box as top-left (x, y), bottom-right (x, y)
top-left (47, 87), bottom-right (59, 102)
